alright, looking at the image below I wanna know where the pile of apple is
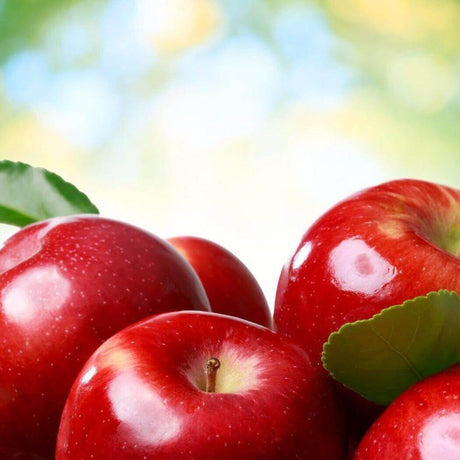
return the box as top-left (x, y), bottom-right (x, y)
top-left (0, 161), bottom-right (458, 459)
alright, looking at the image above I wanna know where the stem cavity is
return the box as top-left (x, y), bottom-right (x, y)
top-left (206, 357), bottom-right (221, 393)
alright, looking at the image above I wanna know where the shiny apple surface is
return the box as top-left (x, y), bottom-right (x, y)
top-left (354, 364), bottom-right (460, 459)
top-left (57, 311), bottom-right (345, 459)
top-left (169, 236), bottom-right (272, 328)
top-left (0, 216), bottom-right (210, 458)
top-left (275, 179), bottom-right (460, 368)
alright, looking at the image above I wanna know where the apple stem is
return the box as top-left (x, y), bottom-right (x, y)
top-left (205, 357), bottom-right (221, 393)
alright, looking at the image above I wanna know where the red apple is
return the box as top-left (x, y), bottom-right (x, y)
top-left (275, 179), bottom-right (459, 369)
top-left (274, 179), bottom-right (460, 436)
top-left (0, 216), bottom-right (210, 459)
top-left (169, 236), bottom-right (272, 328)
top-left (354, 364), bottom-right (460, 459)
top-left (57, 311), bottom-right (344, 459)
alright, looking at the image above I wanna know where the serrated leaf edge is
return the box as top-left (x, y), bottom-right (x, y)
top-left (0, 160), bottom-right (99, 225)
top-left (321, 289), bottom-right (459, 400)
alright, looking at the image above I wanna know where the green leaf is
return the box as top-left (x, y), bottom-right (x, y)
top-left (0, 160), bottom-right (99, 226)
top-left (322, 290), bottom-right (460, 406)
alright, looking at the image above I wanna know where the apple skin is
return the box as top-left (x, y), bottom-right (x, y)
top-left (57, 311), bottom-right (345, 459)
top-left (274, 179), bottom-right (460, 439)
top-left (275, 179), bottom-right (459, 369)
top-left (169, 236), bottom-right (272, 328)
top-left (0, 216), bottom-right (210, 459)
top-left (354, 364), bottom-right (460, 459)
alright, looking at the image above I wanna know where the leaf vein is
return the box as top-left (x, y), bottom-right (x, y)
top-left (370, 324), bottom-right (423, 381)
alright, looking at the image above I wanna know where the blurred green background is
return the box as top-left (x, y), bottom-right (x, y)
top-left (0, 0), bottom-right (459, 305)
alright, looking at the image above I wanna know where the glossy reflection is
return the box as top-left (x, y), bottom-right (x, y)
top-left (275, 180), bottom-right (460, 442)
top-left (291, 241), bottom-right (312, 274)
top-left (57, 311), bottom-right (345, 459)
top-left (275, 180), bottom-right (460, 372)
top-left (0, 216), bottom-right (210, 459)
top-left (80, 365), bottom-right (97, 385)
top-left (328, 238), bottom-right (396, 296)
top-left (108, 370), bottom-right (182, 445)
top-left (355, 364), bottom-right (460, 459)
top-left (2, 265), bottom-right (71, 324)
top-left (420, 412), bottom-right (460, 459)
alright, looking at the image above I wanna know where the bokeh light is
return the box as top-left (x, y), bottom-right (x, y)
top-left (0, 0), bottom-right (458, 306)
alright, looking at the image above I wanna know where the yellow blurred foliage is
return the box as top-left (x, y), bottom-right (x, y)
top-left (336, 88), bottom-right (458, 182)
top-left (387, 51), bottom-right (456, 112)
top-left (326, 0), bottom-right (459, 50)
top-left (137, 0), bottom-right (223, 55)
top-left (0, 113), bottom-right (84, 179)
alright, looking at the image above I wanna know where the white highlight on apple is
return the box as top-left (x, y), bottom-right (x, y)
top-left (328, 238), bottom-right (396, 296)
top-left (108, 370), bottom-right (182, 445)
top-left (292, 241), bottom-right (312, 271)
top-left (80, 366), bottom-right (97, 385)
top-left (2, 265), bottom-right (71, 324)
top-left (419, 412), bottom-right (460, 459)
